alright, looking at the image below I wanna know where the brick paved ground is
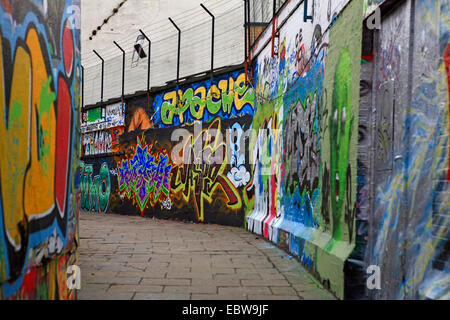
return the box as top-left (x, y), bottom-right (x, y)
top-left (78, 212), bottom-right (336, 300)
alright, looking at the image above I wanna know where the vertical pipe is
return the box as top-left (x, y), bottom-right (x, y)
top-left (168, 17), bottom-right (181, 88)
top-left (244, 0), bottom-right (248, 60)
top-left (247, 0), bottom-right (251, 77)
top-left (139, 29), bottom-right (151, 93)
top-left (304, 0), bottom-right (313, 22)
top-left (244, 0), bottom-right (248, 82)
top-left (93, 50), bottom-right (104, 103)
top-left (113, 41), bottom-right (125, 101)
top-left (200, 4), bottom-right (215, 79)
top-left (139, 29), bottom-right (151, 109)
top-left (81, 65), bottom-right (84, 110)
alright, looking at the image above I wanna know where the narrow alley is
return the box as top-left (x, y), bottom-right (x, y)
top-left (1, 0), bottom-right (448, 302)
top-left (78, 212), bottom-right (335, 300)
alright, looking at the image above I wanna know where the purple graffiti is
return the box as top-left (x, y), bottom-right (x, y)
top-left (118, 139), bottom-right (172, 214)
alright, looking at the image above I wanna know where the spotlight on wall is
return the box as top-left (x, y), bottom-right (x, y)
top-left (134, 35), bottom-right (147, 58)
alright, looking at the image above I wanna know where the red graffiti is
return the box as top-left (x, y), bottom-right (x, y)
top-left (445, 43), bottom-right (450, 183)
top-left (55, 22), bottom-right (74, 215)
top-left (171, 118), bottom-right (242, 222)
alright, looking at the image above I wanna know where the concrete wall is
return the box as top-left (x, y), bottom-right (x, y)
top-left (0, 0), bottom-right (81, 299)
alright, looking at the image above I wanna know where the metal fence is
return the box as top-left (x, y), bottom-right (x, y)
top-left (82, 0), bottom-right (245, 107)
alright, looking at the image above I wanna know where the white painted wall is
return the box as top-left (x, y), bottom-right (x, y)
top-left (81, 0), bottom-right (245, 105)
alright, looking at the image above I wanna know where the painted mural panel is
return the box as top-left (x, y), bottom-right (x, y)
top-left (79, 160), bottom-right (114, 213)
top-left (80, 102), bottom-right (125, 133)
top-left (368, 0), bottom-right (450, 300)
top-left (0, 0), bottom-right (81, 299)
top-left (81, 126), bottom-right (124, 156)
top-left (125, 95), bottom-right (155, 132)
top-left (80, 102), bottom-right (125, 156)
top-left (153, 70), bottom-right (255, 128)
top-left (111, 116), bottom-right (253, 227)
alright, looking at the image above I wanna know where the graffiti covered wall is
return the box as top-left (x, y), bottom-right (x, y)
top-left (246, 0), bottom-right (362, 299)
top-left (85, 115), bottom-right (253, 227)
top-left (366, 0), bottom-right (450, 300)
top-left (153, 70), bottom-right (255, 128)
top-left (80, 102), bottom-right (125, 156)
top-left (81, 69), bottom-right (255, 227)
top-left (78, 0), bottom-right (449, 300)
top-left (0, 0), bottom-right (81, 299)
top-left (246, 0), bottom-right (449, 300)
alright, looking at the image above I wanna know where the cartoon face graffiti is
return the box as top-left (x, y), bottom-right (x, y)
top-left (329, 48), bottom-right (353, 240)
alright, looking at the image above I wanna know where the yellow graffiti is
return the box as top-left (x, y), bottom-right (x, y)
top-left (171, 118), bottom-right (242, 221)
top-left (0, 27), bottom-right (56, 250)
top-left (160, 72), bottom-right (255, 126)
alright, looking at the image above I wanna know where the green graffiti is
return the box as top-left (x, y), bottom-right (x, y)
top-left (206, 87), bottom-right (222, 115)
top-left (10, 100), bottom-right (23, 123)
top-left (87, 107), bottom-right (102, 123)
top-left (189, 89), bottom-right (206, 119)
top-left (10, 100), bottom-right (24, 148)
top-left (161, 91), bottom-right (190, 125)
top-left (38, 76), bottom-right (56, 177)
top-left (80, 162), bottom-right (111, 213)
top-left (159, 72), bottom-right (255, 127)
top-left (329, 48), bottom-right (353, 242)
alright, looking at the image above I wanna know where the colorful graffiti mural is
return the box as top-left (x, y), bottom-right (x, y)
top-left (82, 126), bottom-right (124, 156)
top-left (125, 95), bottom-right (155, 133)
top-left (81, 102), bottom-right (125, 133)
top-left (71, 0), bottom-right (449, 301)
top-left (227, 122), bottom-right (251, 188)
top-left (364, 0), bottom-right (386, 18)
top-left (81, 102), bottom-right (125, 156)
top-left (171, 118), bottom-right (242, 222)
top-left (0, 0), bottom-right (80, 299)
top-left (153, 71), bottom-right (255, 128)
top-left (80, 162), bottom-right (111, 213)
top-left (247, 0), bottom-right (362, 299)
top-left (101, 115), bottom-right (252, 226)
top-left (368, 0), bottom-right (450, 300)
top-left (118, 139), bottom-right (172, 214)
top-left (323, 47), bottom-right (357, 247)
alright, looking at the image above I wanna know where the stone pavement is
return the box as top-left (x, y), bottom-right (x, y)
top-left (78, 212), bottom-right (336, 300)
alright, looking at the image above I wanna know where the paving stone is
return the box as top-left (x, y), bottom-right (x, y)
top-left (241, 279), bottom-right (290, 287)
top-left (164, 285), bottom-right (217, 294)
top-left (270, 286), bottom-right (298, 295)
top-left (133, 293), bottom-right (190, 300)
top-left (191, 278), bottom-right (240, 287)
top-left (214, 273), bottom-right (262, 281)
top-left (108, 284), bottom-right (163, 293)
top-left (218, 287), bottom-right (271, 296)
top-left (166, 272), bottom-right (213, 279)
top-left (141, 278), bottom-right (191, 286)
top-left (87, 276), bottom-right (141, 285)
top-left (210, 268), bottom-right (236, 275)
top-left (236, 268), bottom-right (278, 274)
